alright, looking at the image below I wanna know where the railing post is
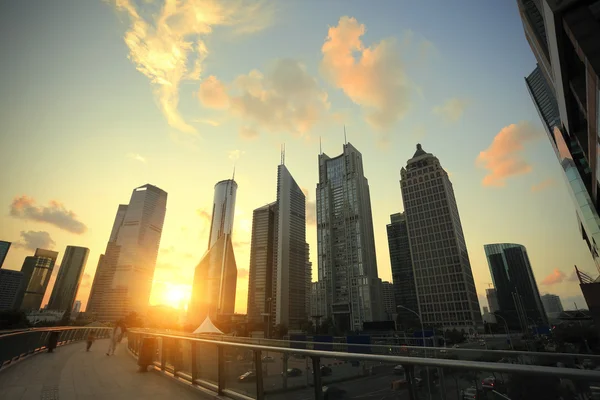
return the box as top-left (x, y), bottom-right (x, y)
top-left (161, 338), bottom-right (167, 371)
top-left (217, 345), bottom-right (225, 395)
top-left (405, 365), bottom-right (417, 400)
top-left (282, 352), bottom-right (288, 390)
top-left (311, 356), bottom-right (323, 400)
top-left (191, 342), bottom-right (198, 382)
top-left (254, 350), bottom-right (264, 400)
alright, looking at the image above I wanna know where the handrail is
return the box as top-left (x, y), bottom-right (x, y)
top-left (0, 326), bottom-right (111, 339)
top-left (128, 329), bottom-right (600, 381)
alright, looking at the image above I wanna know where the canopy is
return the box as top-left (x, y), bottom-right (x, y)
top-left (193, 316), bottom-right (224, 335)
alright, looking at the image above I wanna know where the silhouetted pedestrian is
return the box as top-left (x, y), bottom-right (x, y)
top-left (106, 324), bottom-right (122, 356)
top-left (86, 330), bottom-right (96, 351)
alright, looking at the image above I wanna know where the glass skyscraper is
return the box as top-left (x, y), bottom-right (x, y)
top-left (20, 249), bottom-right (58, 311)
top-left (0, 241), bottom-right (11, 269)
top-left (48, 246), bottom-right (89, 312)
top-left (317, 142), bottom-right (383, 331)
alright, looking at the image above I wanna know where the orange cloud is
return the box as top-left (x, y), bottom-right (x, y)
top-left (320, 16), bottom-right (411, 131)
top-left (10, 196), bottom-right (87, 234)
top-left (199, 76), bottom-right (229, 109)
top-left (476, 122), bottom-right (542, 187)
top-left (301, 187), bottom-right (316, 226)
top-left (542, 268), bottom-right (566, 285)
top-left (13, 230), bottom-right (56, 251)
top-left (433, 98), bottom-right (468, 122)
top-left (113, 0), bottom-right (273, 134)
top-left (531, 178), bottom-right (556, 192)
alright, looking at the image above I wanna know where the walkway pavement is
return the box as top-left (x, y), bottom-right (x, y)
top-left (0, 339), bottom-right (202, 400)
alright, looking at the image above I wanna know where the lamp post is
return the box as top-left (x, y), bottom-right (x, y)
top-left (398, 305), bottom-right (432, 400)
top-left (494, 313), bottom-right (513, 350)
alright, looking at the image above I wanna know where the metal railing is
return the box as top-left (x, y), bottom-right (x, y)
top-left (0, 327), bottom-right (111, 369)
top-left (128, 329), bottom-right (600, 400)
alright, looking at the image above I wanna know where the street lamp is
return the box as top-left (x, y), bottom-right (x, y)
top-left (397, 305), bottom-right (432, 400)
top-left (493, 313), bottom-right (513, 350)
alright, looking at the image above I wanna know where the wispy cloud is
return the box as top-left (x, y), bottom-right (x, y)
top-left (301, 187), bottom-right (316, 226)
top-left (113, 0), bottom-right (274, 134)
top-left (542, 268), bottom-right (566, 285)
top-left (10, 196), bottom-right (87, 234)
top-left (476, 122), bottom-right (542, 187)
top-left (192, 118), bottom-right (220, 127)
top-left (228, 149), bottom-right (245, 162)
top-left (531, 177), bottom-right (556, 193)
top-left (196, 208), bottom-right (211, 222)
top-left (238, 268), bottom-right (249, 279)
top-left (127, 152), bottom-right (146, 163)
top-left (433, 98), bottom-right (468, 123)
top-left (13, 230), bottom-right (56, 251)
top-left (320, 16), bottom-right (413, 135)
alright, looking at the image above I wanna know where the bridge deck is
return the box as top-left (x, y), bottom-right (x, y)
top-left (0, 339), bottom-right (201, 400)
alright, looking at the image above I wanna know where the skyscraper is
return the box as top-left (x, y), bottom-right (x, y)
top-left (0, 269), bottom-right (23, 310)
top-left (305, 243), bottom-right (312, 317)
top-left (0, 241), bottom-right (11, 268)
top-left (381, 281), bottom-right (396, 320)
top-left (484, 243), bottom-right (547, 330)
top-left (246, 162), bottom-right (308, 330)
top-left (541, 293), bottom-right (563, 315)
top-left (87, 184), bottom-right (167, 321)
top-left (486, 288), bottom-right (500, 313)
top-left (189, 179), bottom-right (237, 328)
top-left (20, 249), bottom-right (58, 311)
top-left (317, 142), bottom-right (383, 331)
top-left (386, 212), bottom-right (419, 328)
top-left (48, 246), bottom-right (89, 312)
top-left (400, 144), bottom-right (482, 331)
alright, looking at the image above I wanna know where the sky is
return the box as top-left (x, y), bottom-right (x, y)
top-left (0, 0), bottom-right (596, 315)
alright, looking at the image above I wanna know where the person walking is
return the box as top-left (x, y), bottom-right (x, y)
top-left (86, 330), bottom-right (96, 352)
top-left (106, 323), bottom-right (123, 356)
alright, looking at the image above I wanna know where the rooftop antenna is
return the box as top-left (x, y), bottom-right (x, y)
top-left (319, 136), bottom-right (322, 155)
top-left (344, 125), bottom-right (347, 144)
top-left (232, 164), bottom-right (236, 181)
top-left (280, 143), bottom-right (286, 165)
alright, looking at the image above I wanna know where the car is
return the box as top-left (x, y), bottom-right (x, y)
top-left (262, 356), bottom-right (275, 363)
top-left (282, 368), bottom-right (302, 377)
top-left (481, 376), bottom-right (501, 390)
top-left (453, 344), bottom-right (460, 348)
top-left (393, 365), bottom-right (405, 375)
top-left (238, 371), bottom-right (256, 382)
top-left (322, 386), bottom-right (347, 400)
top-left (461, 386), bottom-right (478, 399)
top-left (320, 365), bottom-right (333, 376)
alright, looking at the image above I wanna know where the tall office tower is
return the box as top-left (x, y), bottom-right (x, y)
top-left (72, 300), bottom-right (82, 314)
top-left (20, 249), bottom-right (58, 311)
top-left (47, 246), bottom-right (89, 312)
top-left (486, 288), bottom-right (500, 313)
top-left (87, 184), bottom-right (167, 321)
top-left (381, 281), bottom-right (396, 320)
top-left (484, 243), bottom-right (548, 330)
top-left (517, 0), bottom-right (600, 273)
top-left (0, 269), bottom-right (23, 310)
top-left (310, 281), bottom-right (327, 320)
top-left (305, 243), bottom-right (312, 317)
top-left (317, 142), bottom-right (383, 331)
top-left (189, 179), bottom-right (237, 328)
top-left (247, 202), bottom-right (277, 324)
top-left (400, 144), bottom-right (482, 331)
top-left (541, 293), bottom-right (563, 315)
top-left (386, 212), bottom-right (419, 328)
top-left (0, 241), bottom-right (11, 268)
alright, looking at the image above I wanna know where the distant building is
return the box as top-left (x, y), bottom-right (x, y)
top-left (317, 142), bottom-right (383, 331)
top-left (305, 243), bottom-right (312, 317)
top-left (0, 269), bottom-right (23, 310)
top-left (189, 179), bottom-right (237, 328)
top-left (0, 241), bottom-right (11, 269)
top-left (48, 246), bottom-right (89, 312)
top-left (541, 293), bottom-right (564, 315)
top-left (483, 306), bottom-right (489, 314)
top-left (484, 243), bottom-right (547, 330)
top-left (486, 288), bottom-right (500, 313)
top-left (401, 144), bottom-right (482, 331)
top-left (87, 184), bottom-right (167, 322)
top-left (310, 281), bottom-right (327, 321)
top-left (381, 281), bottom-right (396, 320)
top-left (386, 212), bottom-right (418, 328)
top-left (20, 249), bottom-right (59, 311)
top-left (27, 309), bottom-right (65, 325)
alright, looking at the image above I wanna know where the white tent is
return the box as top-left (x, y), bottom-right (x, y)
top-left (193, 316), bottom-right (224, 335)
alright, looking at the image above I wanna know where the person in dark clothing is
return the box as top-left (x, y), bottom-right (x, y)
top-left (86, 330), bottom-right (96, 351)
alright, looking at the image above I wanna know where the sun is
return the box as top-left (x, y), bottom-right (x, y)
top-left (162, 284), bottom-right (190, 309)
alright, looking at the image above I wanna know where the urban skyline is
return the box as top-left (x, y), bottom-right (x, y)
top-left (1, 1), bottom-right (595, 317)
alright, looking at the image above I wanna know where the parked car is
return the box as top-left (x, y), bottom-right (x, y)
top-left (323, 386), bottom-right (347, 400)
top-left (238, 371), bottom-right (256, 382)
top-left (320, 366), bottom-right (333, 376)
top-left (282, 368), bottom-right (302, 377)
top-left (481, 376), bottom-right (501, 390)
top-left (461, 387), bottom-right (478, 399)
top-left (262, 356), bottom-right (275, 363)
top-left (393, 365), bottom-right (405, 376)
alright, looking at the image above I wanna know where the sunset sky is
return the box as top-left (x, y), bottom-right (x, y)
top-left (0, 0), bottom-right (595, 314)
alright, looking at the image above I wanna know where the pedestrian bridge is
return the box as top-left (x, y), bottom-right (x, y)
top-left (2, 327), bottom-right (600, 400)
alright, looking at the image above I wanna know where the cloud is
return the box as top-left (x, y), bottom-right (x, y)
top-left (531, 178), bottom-right (557, 193)
top-left (200, 59), bottom-right (330, 138)
top-left (433, 98), bottom-right (468, 123)
top-left (238, 268), bottom-right (249, 279)
top-left (228, 149), bottom-right (245, 161)
top-left (542, 268), bottom-right (567, 285)
top-left (80, 273), bottom-right (92, 289)
top-left (196, 208), bottom-right (211, 221)
top-left (10, 196), bottom-right (87, 234)
top-left (113, 0), bottom-right (273, 134)
top-left (127, 152), bottom-right (147, 163)
top-left (476, 122), bottom-right (543, 187)
top-left (301, 187), bottom-right (316, 225)
top-left (320, 16), bottom-right (412, 132)
top-left (192, 118), bottom-right (220, 127)
top-left (13, 231), bottom-right (56, 251)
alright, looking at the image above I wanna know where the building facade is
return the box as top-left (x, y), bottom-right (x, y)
top-left (20, 249), bottom-right (58, 311)
top-left (189, 179), bottom-right (237, 328)
top-left (48, 246), bottom-right (89, 312)
top-left (0, 269), bottom-right (23, 310)
top-left (87, 184), bottom-right (167, 321)
top-left (484, 243), bottom-right (548, 330)
top-left (310, 281), bottom-right (328, 321)
top-left (306, 243), bottom-right (312, 317)
top-left (0, 241), bottom-right (10, 269)
top-left (317, 143), bottom-right (383, 331)
top-left (386, 212), bottom-right (419, 328)
top-left (518, 0), bottom-right (600, 273)
top-left (486, 288), bottom-right (500, 313)
top-left (400, 144), bottom-right (482, 331)
top-left (541, 293), bottom-right (564, 314)
top-left (381, 281), bottom-right (396, 320)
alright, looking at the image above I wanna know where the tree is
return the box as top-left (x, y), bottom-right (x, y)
top-left (300, 319), bottom-right (314, 334)
top-left (123, 311), bottom-right (143, 328)
top-left (0, 310), bottom-right (30, 329)
top-left (272, 324), bottom-right (288, 339)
